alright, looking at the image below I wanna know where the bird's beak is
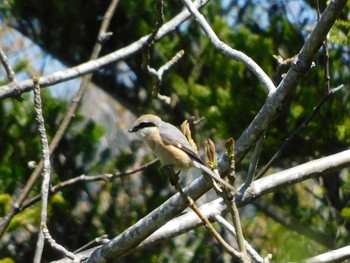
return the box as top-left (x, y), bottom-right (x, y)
top-left (128, 126), bottom-right (137, 133)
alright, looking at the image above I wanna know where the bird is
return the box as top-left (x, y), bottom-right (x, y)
top-left (128, 114), bottom-right (234, 191)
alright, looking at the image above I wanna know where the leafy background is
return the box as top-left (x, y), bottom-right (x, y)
top-left (0, 0), bottom-right (349, 262)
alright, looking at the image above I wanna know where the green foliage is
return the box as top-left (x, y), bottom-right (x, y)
top-left (8, 204), bottom-right (40, 232)
top-left (49, 192), bottom-right (69, 215)
top-left (0, 85), bottom-right (108, 259)
top-left (330, 2), bottom-right (350, 45)
top-left (0, 91), bottom-right (65, 192)
top-left (12, 59), bottom-right (29, 72)
top-left (341, 207), bottom-right (350, 222)
top-left (0, 194), bottom-right (11, 216)
top-left (0, 258), bottom-right (15, 263)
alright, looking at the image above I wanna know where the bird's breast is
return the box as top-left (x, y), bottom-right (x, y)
top-left (146, 133), bottom-right (193, 168)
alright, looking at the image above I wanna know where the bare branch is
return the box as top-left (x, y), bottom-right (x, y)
top-left (82, 150), bottom-right (350, 263)
top-left (181, 0), bottom-right (276, 94)
top-left (223, 138), bottom-right (249, 261)
top-left (32, 77), bottom-right (52, 263)
top-left (20, 159), bottom-right (158, 211)
top-left (316, 0), bottom-right (331, 94)
top-left (148, 50), bottom-right (185, 103)
top-left (141, 1), bottom-right (184, 104)
top-left (214, 214), bottom-right (271, 263)
top-left (237, 150), bottom-right (350, 204)
top-left (42, 225), bottom-right (81, 263)
top-left (245, 131), bottom-right (265, 186)
top-left (256, 84), bottom-right (345, 179)
top-left (224, 0), bottom-right (348, 171)
top-left (0, 46), bottom-right (16, 82)
top-left (0, 0), bottom-right (210, 100)
top-left (229, 201), bottom-right (248, 262)
top-left (85, 179), bottom-right (211, 262)
top-left (169, 170), bottom-right (241, 260)
top-left (74, 235), bottom-right (110, 254)
top-left (297, 245), bottom-right (350, 263)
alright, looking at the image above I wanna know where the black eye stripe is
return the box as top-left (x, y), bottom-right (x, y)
top-left (136, 122), bottom-right (157, 129)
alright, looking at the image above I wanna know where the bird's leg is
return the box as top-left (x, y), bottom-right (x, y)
top-left (160, 165), bottom-right (180, 186)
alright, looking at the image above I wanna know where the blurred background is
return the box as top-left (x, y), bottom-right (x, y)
top-left (0, 0), bottom-right (349, 262)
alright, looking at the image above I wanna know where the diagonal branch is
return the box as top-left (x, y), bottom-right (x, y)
top-left (222, 0), bottom-right (348, 171)
top-left (53, 150), bottom-right (350, 263)
top-left (20, 159), bottom-right (158, 212)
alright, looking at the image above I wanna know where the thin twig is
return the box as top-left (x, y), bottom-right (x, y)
top-left (142, 0), bottom-right (185, 102)
top-left (316, 0), bottom-right (331, 94)
top-left (0, 46), bottom-right (22, 101)
top-left (323, 36), bottom-right (331, 94)
top-left (151, 50), bottom-right (185, 102)
top-left (215, 214), bottom-right (270, 263)
top-left (170, 173), bottom-right (241, 260)
top-left (20, 159), bottom-right (159, 211)
top-left (42, 225), bottom-right (80, 262)
top-left (0, 46), bottom-right (16, 82)
top-left (256, 84), bottom-right (344, 179)
top-left (74, 234), bottom-right (110, 253)
top-left (245, 131), bottom-right (266, 186)
top-left (223, 138), bottom-right (249, 262)
top-left (0, 0), bottom-right (120, 237)
top-left (142, 0), bottom-right (163, 72)
top-left (32, 77), bottom-right (52, 263)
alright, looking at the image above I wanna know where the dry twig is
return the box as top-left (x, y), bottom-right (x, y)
top-left (32, 77), bottom-right (52, 262)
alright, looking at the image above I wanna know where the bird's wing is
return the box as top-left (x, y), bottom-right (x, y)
top-left (158, 122), bottom-right (205, 165)
top-left (159, 122), bottom-right (234, 191)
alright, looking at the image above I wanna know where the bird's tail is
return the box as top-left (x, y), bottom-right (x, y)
top-left (194, 162), bottom-right (234, 191)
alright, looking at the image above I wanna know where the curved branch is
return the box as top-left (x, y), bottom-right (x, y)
top-left (182, 0), bottom-right (276, 94)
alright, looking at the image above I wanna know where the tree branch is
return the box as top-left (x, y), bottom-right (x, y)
top-left (71, 150), bottom-right (350, 263)
top-left (170, 174), bottom-right (242, 260)
top-left (256, 84), bottom-right (344, 179)
top-left (0, 0), bottom-right (210, 100)
top-left (237, 150), bottom-right (350, 205)
top-left (181, 0), bottom-right (276, 94)
top-left (0, 46), bottom-right (16, 83)
top-left (20, 159), bottom-right (158, 212)
top-left (297, 245), bottom-right (350, 263)
top-left (222, 0), bottom-right (348, 171)
top-left (214, 214), bottom-right (271, 263)
top-left (32, 78), bottom-right (52, 263)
